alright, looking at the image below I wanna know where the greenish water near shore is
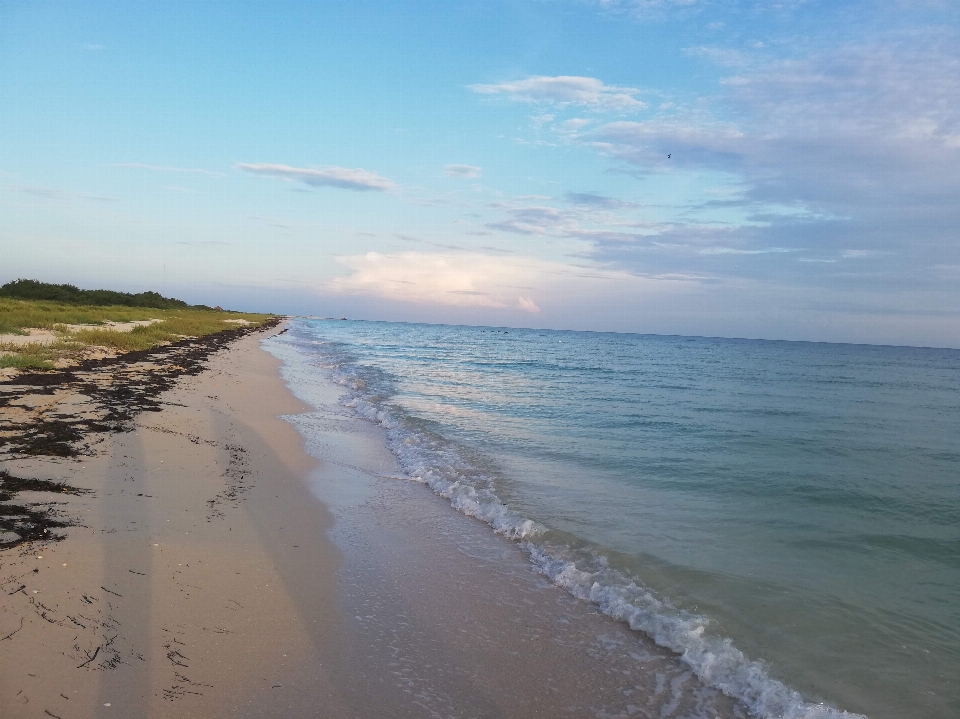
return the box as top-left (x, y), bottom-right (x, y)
top-left (270, 320), bottom-right (960, 719)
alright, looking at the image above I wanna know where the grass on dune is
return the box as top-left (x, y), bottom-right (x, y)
top-left (0, 350), bottom-right (55, 371)
top-left (68, 314), bottom-right (266, 352)
top-left (0, 298), bottom-right (275, 371)
top-left (0, 327), bottom-right (81, 369)
top-left (0, 297), bottom-right (194, 333)
top-left (0, 337), bottom-right (103, 371)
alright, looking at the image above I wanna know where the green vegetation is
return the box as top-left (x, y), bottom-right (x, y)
top-left (0, 279), bottom-right (192, 309)
top-left (0, 288), bottom-right (275, 372)
top-left (0, 298), bottom-right (170, 335)
top-left (0, 351), bottom-right (55, 371)
top-left (68, 312), bottom-right (267, 353)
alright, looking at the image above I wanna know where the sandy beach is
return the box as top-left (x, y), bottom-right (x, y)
top-left (1, 324), bottom-right (744, 719)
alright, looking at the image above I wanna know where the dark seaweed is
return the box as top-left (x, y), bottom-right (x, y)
top-left (0, 318), bottom-right (281, 458)
top-left (0, 470), bottom-right (87, 548)
top-left (0, 318), bottom-right (281, 549)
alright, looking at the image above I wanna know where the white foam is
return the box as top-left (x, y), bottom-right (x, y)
top-left (262, 325), bottom-right (869, 719)
top-left (524, 545), bottom-right (866, 719)
top-left (342, 388), bottom-right (543, 540)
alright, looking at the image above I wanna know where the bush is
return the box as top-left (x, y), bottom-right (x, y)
top-left (0, 279), bottom-right (190, 309)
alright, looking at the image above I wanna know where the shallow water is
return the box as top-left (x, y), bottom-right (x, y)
top-left (267, 319), bottom-right (960, 719)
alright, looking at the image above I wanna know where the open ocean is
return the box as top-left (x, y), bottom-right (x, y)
top-left (266, 318), bottom-right (960, 719)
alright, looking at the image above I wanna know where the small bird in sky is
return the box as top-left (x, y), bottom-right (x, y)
top-left (667, 154), bottom-right (671, 158)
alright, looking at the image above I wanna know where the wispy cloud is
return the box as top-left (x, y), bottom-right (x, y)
top-left (589, 31), bottom-right (960, 206)
top-left (112, 163), bottom-right (223, 176)
top-left (699, 246), bottom-right (797, 255)
top-left (486, 206), bottom-right (574, 236)
top-left (2, 184), bottom-right (117, 202)
top-left (558, 118), bottom-right (592, 134)
top-left (3, 184), bottom-right (65, 199)
top-left (237, 163), bottom-right (396, 192)
top-left (247, 215), bottom-right (293, 230)
top-left (469, 75), bottom-right (646, 112)
top-left (682, 45), bottom-right (748, 67)
top-left (444, 164), bottom-right (482, 178)
top-left (593, 0), bottom-right (810, 21)
top-left (842, 249), bottom-right (884, 259)
top-left (593, 0), bottom-right (705, 21)
top-left (484, 200), bottom-right (659, 245)
top-left (561, 27), bottom-right (960, 293)
top-left (589, 118), bottom-right (744, 169)
top-left (175, 240), bottom-right (232, 247)
top-left (564, 192), bottom-right (640, 209)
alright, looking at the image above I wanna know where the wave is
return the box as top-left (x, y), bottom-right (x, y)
top-left (525, 545), bottom-right (865, 719)
top-left (263, 325), bottom-right (868, 719)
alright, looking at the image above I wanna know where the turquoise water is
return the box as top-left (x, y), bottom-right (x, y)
top-left (269, 319), bottom-right (960, 719)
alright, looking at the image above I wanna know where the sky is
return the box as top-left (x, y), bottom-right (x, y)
top-left (2, 0), bottom-right (959, 346)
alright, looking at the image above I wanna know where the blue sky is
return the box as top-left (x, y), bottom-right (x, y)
top-left (2, 1), bottom-right (959, 346)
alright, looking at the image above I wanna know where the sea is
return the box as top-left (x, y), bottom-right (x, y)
top-left (264, 318), bottom-right (960, 719)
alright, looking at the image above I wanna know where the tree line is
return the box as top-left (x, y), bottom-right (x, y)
top-left (0, 279), bottom-right (210, 310)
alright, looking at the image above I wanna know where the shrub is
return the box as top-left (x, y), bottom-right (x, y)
top-left (0, 279), bottom-right (190, 309)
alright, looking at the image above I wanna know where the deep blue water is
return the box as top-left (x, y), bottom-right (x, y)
top-left (267, 319), bottom-right (960, 719)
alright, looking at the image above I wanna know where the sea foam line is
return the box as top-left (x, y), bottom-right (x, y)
top-left (263, 327), bottom-right (867, 719)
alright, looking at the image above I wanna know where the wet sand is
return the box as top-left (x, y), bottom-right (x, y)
top-left (0, 326), bottom-right (745, 718)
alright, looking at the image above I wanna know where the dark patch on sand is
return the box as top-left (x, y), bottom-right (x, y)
top-left (0, 470), bottom-right (87, 549)
top-left (0, 318), bottom-right (281, 459)
top-left (0, 318), bottom-right (281, 549)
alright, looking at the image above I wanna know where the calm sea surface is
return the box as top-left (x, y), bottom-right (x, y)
top-left (268, 319), bottom-right (960, 719)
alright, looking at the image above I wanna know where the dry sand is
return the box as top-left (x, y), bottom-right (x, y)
top-left (0, 325), bottom-right (745, 718)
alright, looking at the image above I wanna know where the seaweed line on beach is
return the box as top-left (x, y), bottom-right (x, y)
top-left (0, 317), bottom-right (281, 459)
top-left (0, 318), bottom-right (280, 548)
top-left (0, 470), bottom-right (88, 549)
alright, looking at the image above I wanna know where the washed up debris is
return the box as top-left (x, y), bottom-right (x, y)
top-left (0, 318), bottom-right (281, 458)
top-left (0, 471), bottom-right (88, 549)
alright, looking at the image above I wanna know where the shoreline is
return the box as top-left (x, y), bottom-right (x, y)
top-left (1, 322), bottom-right (743, 718)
